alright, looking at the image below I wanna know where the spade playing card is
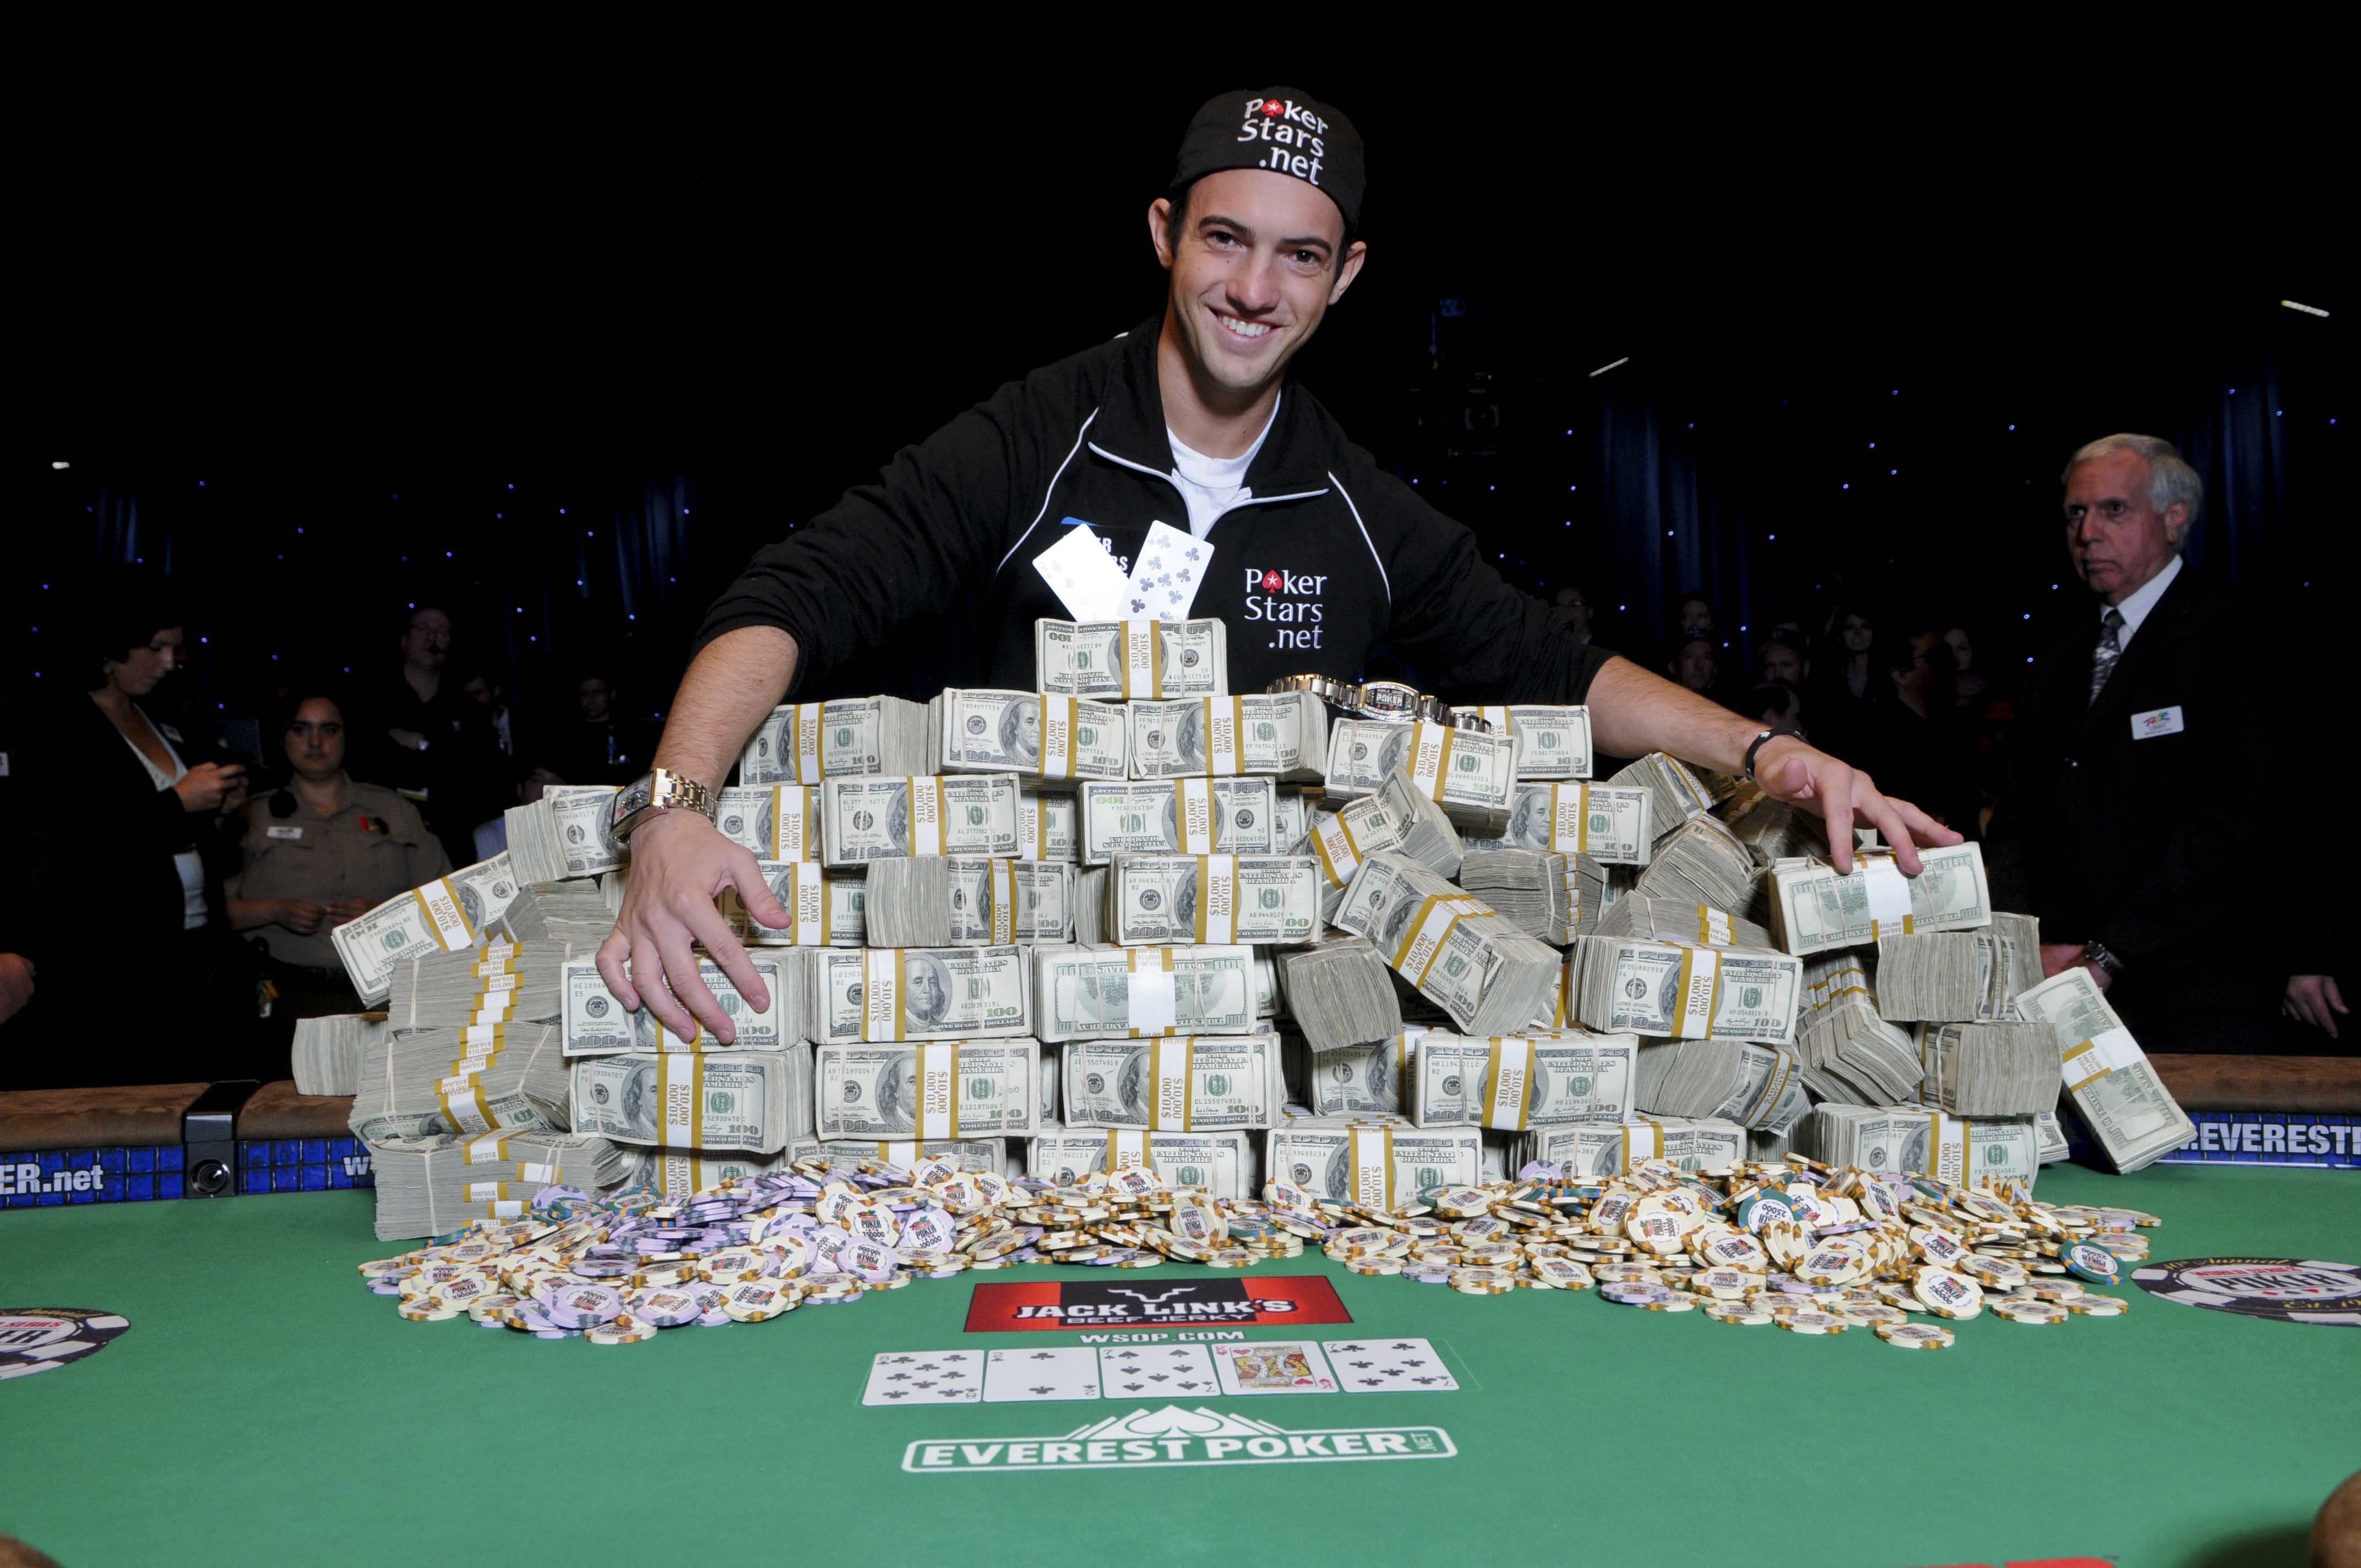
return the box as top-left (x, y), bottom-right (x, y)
top-left (1096, 1343), bottom-right (1216, 1400)
top-left (862, 1349), bottom-right (982, 1406)
top-left (1210, 1339), bottom-right (1337, 1396)
top-left (1322, 1337), bottom-right (1460, 1393)
top-left (1122, 520), bottom-right (1206, 619)
top-left (983, 1346), bottom-right (1101, 1403)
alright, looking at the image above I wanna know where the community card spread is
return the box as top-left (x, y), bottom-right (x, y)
top-left (1096, 1343), bottom-right (1216, 1399)
top-left (1032, 524), bottom-right (1129, 621)
top-left (1323, 1337), bottom-right (1460, 1392)
top-left (1122, 520), bottom-right (1207, 619)
top-left (983, 1346), bottom-right (1101, 1403)
top-left (1211, 1339), bottom-right (1337, 1396)
top-left (862, 1350), bottom-right (981, 1406)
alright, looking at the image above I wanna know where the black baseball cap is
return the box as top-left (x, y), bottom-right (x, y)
top-left (1171, 88), bottom-right (1365, 231)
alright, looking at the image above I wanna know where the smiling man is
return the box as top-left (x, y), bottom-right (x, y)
top-left (599, 86), bottom-right (1961, 1042)
top-left (2017, 433), bottom-right (2287, 1050)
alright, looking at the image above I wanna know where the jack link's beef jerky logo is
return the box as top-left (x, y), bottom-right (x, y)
top-left (1243, 567), bottom-right (1328, 651)
top-left (1237, 96), bottom-right (1330, 186)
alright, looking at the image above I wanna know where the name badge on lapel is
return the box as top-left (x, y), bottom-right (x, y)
top-left (265, 825), bottom-right (304, 840)
top-left (2130, 705), bottom-right (2185, 739)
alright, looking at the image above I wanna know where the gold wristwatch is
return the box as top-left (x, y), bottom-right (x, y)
top-left (608, 767), bottom-right (719, 848)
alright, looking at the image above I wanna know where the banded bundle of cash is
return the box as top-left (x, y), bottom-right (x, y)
top-left (1105, 852), bottom-right (1320, 946)
top-left (366, 1129), bottom-right (629, 1242)
top-left (1016, 791), bottom-right (1080, 863)
top-left (738, 696), bottom-right (931, 785)
top-left (1559, 935), bottom-right (1804, 1046)
top-left (1127, 691), bottom-right (1326, 781)
top-left (715, 784), bottom-right (821, 862)
top-left (1615, 814), bottom-right (1758, 912)
top-left (291, 1012), bottom-right (385, 1097)
top-left (793, 945), bottom-right (1033, 1043)
top-left (431, 854), bottom-right (521, 937)
top-left (1409, 1031), bottom-right (1638, 1130)
top-left (1634, 1038), bottom-right (1813, 1132)
top-left (929, 688), bottom-right (1129, 783)
top-left (1271, 790), bottom-right (1311, 848)
top-left (1026, 1127), bottom-right (1259, 1199)
top-left (863, 857), bottom-right (1071, 946)
top-left (721, 861), bottom-right (867, 946)
top-left (1514, 1117), bottom-right (1746, 1178)
top-left (1457, 848), bottom-right (1589, 943)
top-left (1071, 868), bottom-right (1108, 942)
top-left (1766, 842), bottom-right (1993, 956)
top-left (1264, 1118), bottom-right (1486, 1206)
top-left (780, 1137), bottom-right (1003, 1179)
top-left (349, 1022), bottom-right (570, 1145)
top-left (387, 940), bottom-right (600, 1035)
top-left (558, 955), bottom-right (805, 1055)
top-left (330, 876), bottom-right (484, 1007)
top-left (1479, 782), bottom-right (1653, 867)
top-left (1272, 936), bottom-right (1402, 1053)
top-left (568, 1046), bottom-right (815, 1154)
top-left (1035, 616), bottom-right (1228, 698)
top-left (1874, 912), bottom-right (2042, 1022)
top-left (1791, 956), bottom-right (1923, 1103)
top-left (499, 881), bottom-right (618, 944)
top-left (1294, 775), bottom-right (1463, 922)
top-left (1282, 1027), bottom-right (1427, 1117)
top-left (1607, 752), bottom-right (1715, 844)
top-left (504, 785), bottom-right (622, 886)
top-left (1330, 852), bottom-right (1560, 1035)
top-left (1467, 704), bottom-right (1593, 780)
top-left (1724, 791), bottom-right (1823, 863)
top-left (818, 775), bottom-right (1021, 865)
top-left (1796, 1103), bottom-right (2039, 1194)
top-left (812, 1039), bottom-right (1043, 1139)
top-left (627, 1145), bottom-right (789, 1200)
top-left (1324, 718), bottom-right (1514, 832)
top-left (1596, 894), bottom-right (1772, 951)
top-left (1031, 943), bottom-right (1265, 1041)
top-left (2008, 966), bottom-right (2195, 1173)
top-left (1078, 777), bottom-right (1276, 864)
top-left (1059, 1034), bottom-right (1285, 1130)
top-left (1917, 1022), bottom-right (2061, 1116)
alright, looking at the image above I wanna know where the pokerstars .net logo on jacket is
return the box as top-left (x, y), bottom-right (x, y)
top-left (1243, 567), bottom-right (1328, 651)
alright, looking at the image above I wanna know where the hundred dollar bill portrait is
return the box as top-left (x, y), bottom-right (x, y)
top-left (1171, 703), bottom-right (1207, 771)
top-left (1377, 880), bottom-right (1421, 955)
top-left (886, 786), bottom-right (911, 853)
top-left (905, 951), bottom-right (954, 1028)
top-left (872, 1053), bottom-right (916, 1134)
top-left (1114, 1045), bottom-right (1149, 1119)
top-left (999, 696), bottom-right (1040, 765)
top-left (1375, 723), bottom-right (1413, 783)
top-left (623, 1059), bottom-right (659, 1138)
top-left (1504, 786), bottom-right (1550, 851)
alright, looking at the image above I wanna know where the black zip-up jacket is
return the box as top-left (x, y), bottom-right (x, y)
top-left (699, 319), bottom-right (1613, 705)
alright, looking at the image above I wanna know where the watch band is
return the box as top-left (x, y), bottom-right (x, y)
top-left (1267, 673), bottom-right (1354, 707)
top-left (608, 767), bottom-right (718, 847)
top-left (1267, 673), bottom-right (1466, 727)
top-left (1743, 728), bottom-right (1807, 785)
top-left (2082, 939), bottom-right (2125, 977)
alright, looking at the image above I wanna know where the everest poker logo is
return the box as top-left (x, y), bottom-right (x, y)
top-left (902, 1402), bottom-right (1451, 1474)
top-left (1243, 566), bottom-right (1328, 651)
top-left (1234, 96), bottom-right (1330, 188)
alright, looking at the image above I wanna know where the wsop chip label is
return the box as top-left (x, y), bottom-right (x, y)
top-left (0, 1308), bottom-right (131, 1380)
top-left (2130, 1258), bottom-right (2361, 1326)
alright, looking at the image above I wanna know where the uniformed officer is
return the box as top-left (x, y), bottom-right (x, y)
top-left (597, 85), bottom-right (1961, 1043)
top-left (228, 691), bottom-right (451, 1017)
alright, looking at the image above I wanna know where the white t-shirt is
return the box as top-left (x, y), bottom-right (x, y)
top-left (120, 713), bottom-right (209, 930)
top-left (1166, 395), bottom-right (1280, 540)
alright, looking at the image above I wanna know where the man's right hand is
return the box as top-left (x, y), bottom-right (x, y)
top-left (0, 953), bottom-right (34, 1025)
top-left (276, 899), bottom-right (329, 935)
top-left (596, 810), bottom-right (791, 1043)
top-left (172, 761), bottom-right (245, 814)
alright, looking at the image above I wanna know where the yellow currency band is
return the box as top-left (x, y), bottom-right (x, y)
top-left (2060, 1038), bottom-right (2111, 1095)
top-left (1045, 695), bottom-right (1075, 781)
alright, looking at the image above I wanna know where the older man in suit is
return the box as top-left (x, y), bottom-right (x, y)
top-left (2016, 433), bottom-right (2283, 1052)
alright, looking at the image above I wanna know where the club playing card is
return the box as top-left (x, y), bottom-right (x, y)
top-left (862, 1349), bottom-right (982, 1406)
top-left (1323, 1337), bottom-right (1460, 1393)
top-left (1120, 519), bottom-right (1207, 619)
top-left (1211, 1339), bottom-right (1337, 1397)
top-left (983, 1346), bottom-right (1101, 1403)
top-left (1032, 524), bottom-right (1129, 621)
top-left (1096, 1343), bottom-right (1216, 1400)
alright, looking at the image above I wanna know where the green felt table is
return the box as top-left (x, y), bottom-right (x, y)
top-left (2, 1161), bottom-right (2355, 1568)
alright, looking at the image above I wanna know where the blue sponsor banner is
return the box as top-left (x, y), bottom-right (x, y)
top-left (0, 1145), bottom-right (186, 1209)
top-left (237, 1136), bottom-right (374, 1194)
top-left (2159, 1111), bottom-right (2361, 1169)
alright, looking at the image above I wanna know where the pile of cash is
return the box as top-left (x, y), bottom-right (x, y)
top-left (2009, 967), bottom-right (2195, 1173)
top-left (1511, 1116), bottom-right (1746, 1177)
top-left (1059, 1035), bottom-right (1285, 1130)
top-left (1330, 851), bottom-right (1560, 1034)
top-left (1766, 843), bottom-right (1993, 956)
top-left (558, 955), bottom-right (805, 1055)
top-left (1274, 937), bottom-right (1402, 1052)
top-left (1296, 774), bottom-right (1465, 922)
top-left (365, 1129), bottom-right (629, 1242)
top-left (721, 862), bottom-right (867, 946)
top-left (348, 1022), bottom-right (570, 1145)
top-left (929, 689), bottom-right (1129, 782)
top-left (504, 786), bottom-right (622, 886)
top-left (1612, 815), bottom-right (1758, 913)
top-left (1031, 943), bottom-right (1269, 1042)
top-left (1560, 934), bottom-right (1804, 1046)
top-left (1104, 853), bottom-right (1320, 946)
top-left (1408, 1031), bottom-right (1639, 1130)
top-left (813, 1039), bottom-right (1043, 1139)
top-left (1035, 617), bottom-right (1228, 699)
top-left (1282, 1028), bottom-right (1426, 1118)
top-left (1466, 704), bottom-right (1593, 780)
top-left (820, 776), bottom-right (1022, 865)
top-left (863, 858), bottom-right (1072, 947)
top-left (1792, 956), bottom-right (1925, 1103)
top-left (1874, 913), bottom-right (2043, 1021)
top-left (1794, 1103), bottom-right (2042, 1194)
top-left (291, 1012), bottom-right (385, 1097)
top-left (1635, 1038), bottom-right (1814, 1131)
top-left (569, 1046), bottom-right (815, 1153)
top-left (1078, 777), bottom-right (1277, 863)
top-left (738, 696), bottom-right (931, 784)
top-left (498, 881), bottom-right (617, 944)
top-left (1478, 781), bottom-right (1653, 865)
top-left (1026, 1127), bottom-right (1256, 1197)
top-left (1608, 752), bottom-right (1715, 844)
top-left (386, 940), bottom-right (601, 1035)
top-left (1129, 692), bottom-right (1327, 782)
top-left (715, 783), bottom-right (821, 862)
top-left (1596, 893), bottom-right (1772, 951)
top-left (1457, 848), bottom-right (1587, 943)
top-left (1917, 1022), bottom-right (2061, 1117)
top-left (1325, 719), bottom-right (1516, 833)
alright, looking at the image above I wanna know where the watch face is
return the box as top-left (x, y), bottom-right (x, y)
top-left (1357, 681), bottom-right (1421, 717)
top-left (612, 782), bottom-right (651, 831)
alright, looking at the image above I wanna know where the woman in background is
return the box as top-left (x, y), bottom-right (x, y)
top-left (227, 685), bottom-right (450, 1024)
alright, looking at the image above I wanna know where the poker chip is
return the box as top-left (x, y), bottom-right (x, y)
top-left (2067, 1294), bottom-right (2129, 1317)
top-left (1876, 1322), bottom-right (1956, 1350)
top-left (1989, 1298), bottom-right (2070, 1325)
top-left (1780, 1310), bottom-right (1847, 1335)
top-left (1702, 1302), bottom-right (1775, 1326)
top-left (2063, 1241), bottom-right (2122, 1285)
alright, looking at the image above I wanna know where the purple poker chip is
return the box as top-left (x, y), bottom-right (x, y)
top-left (536, 1283), bottom-right (625, 1330)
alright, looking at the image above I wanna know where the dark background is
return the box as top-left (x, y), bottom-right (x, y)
top-left (12, 56), bottom-right (2346, 747)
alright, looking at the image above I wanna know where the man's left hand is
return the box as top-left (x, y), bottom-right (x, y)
top-left (2039, 941), bottom-right (2113, 990)
top-left (0, 953), bottom-right (33, 1025)
top-left (1749, 737), bottom-right (1963, 874)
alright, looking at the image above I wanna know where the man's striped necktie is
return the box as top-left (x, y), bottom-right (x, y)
top-left (2088, 607), bottom-right (2125, 706)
